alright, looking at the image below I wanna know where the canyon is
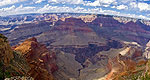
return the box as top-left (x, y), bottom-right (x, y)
top-left (0, 13), bottom-right (150, 80)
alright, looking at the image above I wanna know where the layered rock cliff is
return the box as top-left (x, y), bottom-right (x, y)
top-left (0, 34), bottom-right (14, 65)
top-left (0, 34), bottom-right (27, 79)
top-left (1, 13), bottom-right (150, 47)
top-left (14, 37), bottom-right (57, 80)
top-left (0, 34), bottom-right (57, 80)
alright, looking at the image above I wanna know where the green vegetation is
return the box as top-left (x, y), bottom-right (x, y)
top-left (0, 34), bottom-right (29, 79)
top-left (129, 72), bottom-right (150, 80)
top-left (0, 61), bottom-right (11, 80)
top-left (119, 60), bottom-right (150, 80)
top-left (140, 72), bottom-right (150, 80)
top-left (0, 51), bottom-right (28, 79)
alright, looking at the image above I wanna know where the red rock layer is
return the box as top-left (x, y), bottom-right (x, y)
top-left (14, 37), bottom-right (57, 80)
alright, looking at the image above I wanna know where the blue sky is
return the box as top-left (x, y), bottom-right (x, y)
top-left (0, 0), bottom-right (150, 20)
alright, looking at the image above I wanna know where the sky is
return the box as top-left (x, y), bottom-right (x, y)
top-left (0, 0), bottom-right (150, 20)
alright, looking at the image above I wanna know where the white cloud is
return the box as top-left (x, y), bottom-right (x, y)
top-left (0, 0), bottom-right (26, 6)
top-left (98, 0), bottom-right (116, 4)
top-left (129, 2), bottom-right (138, 8)
top-left (37, 4), bottom-right (74, 13)
top-left (102, 10), bottom-right (120, 15)
top-left (86, 0), bottom-right (101, 6)
top-left (0, 5), bottom-right (15, 13)
top-left (15, 5), bottom-right (36, 12)
top-left (3, 5), bottom-right (15, 11)
top-left (35, 0), bottom-right (45, 3)
top-left (48, 0), bottom-right (84, 4)
top-left (138, 3), bottom-right (150, 11)
top-left (48, 0), bottom-right (57, 3)
top-left (85, 0), bottom-right (116, 7)
top-left (116, 5), bottom-right (128, 10)
top-left (0, 5), bottom-right (36, 16)
top-left (118, 0), bottom-right (136, 4)
top-left (86, 0), bottom-right (116, 7)
top-left (37, 4), bottom-right (103, 14)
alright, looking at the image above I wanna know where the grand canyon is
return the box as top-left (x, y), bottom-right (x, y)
top-left (0, 13), bottom-right (150, 80)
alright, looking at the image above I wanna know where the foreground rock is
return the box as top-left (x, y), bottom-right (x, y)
top-left (14, 37), bottom-right (57, 80)
top-left (0, 34), bottom-right (14, 65)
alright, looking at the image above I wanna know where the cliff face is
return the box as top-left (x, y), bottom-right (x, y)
top-left (104, 46), bottom-right (146, 80)
top-left (1, 14), bottom-right (150, 46)
top-left (0, 34), bottom-right (14, 65)
top-left (0, 34), bottom-right (28, 80)
top-left (14, 37), bottom-right (57, 80)
top-left (143, 40), bottom-right (150, 59)
top-left (0, 34), bottom-right (58, 80)
top-left (88, 16), bottom-right (150, 45)
top-left (36, 17), bottom-right (106, 47)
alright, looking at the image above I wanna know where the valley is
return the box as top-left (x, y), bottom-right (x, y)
top-left (0, 13), bottom-right (150, 80)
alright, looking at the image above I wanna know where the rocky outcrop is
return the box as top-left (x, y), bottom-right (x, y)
top-left (105, 46), bottom-right (145, 80)
top-left (0, 34), bottom-right (14, 65)
top-left (0, 34), bottom-right (57, 80)
top-left (78, 15), bottom-right (97, 23)
top-left (143, 40), bottom-right (150, 59)
top-left (113, 16), bottom-right (137, 24)
top-left (0, 34), bottom-right (30, 79)
top-left (14, 37), bottom-right (57, 80)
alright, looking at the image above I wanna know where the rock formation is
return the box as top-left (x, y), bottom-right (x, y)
top-left (0, 34), bottom-right (57, 80)
top-left (14, 37), bottom-right (57, 80)
top-left (1, 13), bottom-right (150, 80)
top-left (78, 15), bottom-right (97, 23)
top-left (0, 34), bottom-right (14, 65)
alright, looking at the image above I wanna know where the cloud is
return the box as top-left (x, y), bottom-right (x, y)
top-left (48, 0), bottom-right (84, 4)
top-left (37, 4), bottom-right (121, 16)
top-left (0, 0), bottom-right (26, 6)
top-left (1, 5), bottom-right (15, 11)
top-left (98, 0), bottom-right (116, 4)
top-left (129, 2), bottom-right (137, 8)
top-left (85, 0), bottom-right (116, 7)
top-left (15, 5), bottom-right (36, 12)
top-left (37, 4), bottom-right (74, 13)
top-left (118, 0), bottom-right (136, 4)
top-left (138, 3), bottom-right (150, 11)
top-left (120, 13), bottom-right (150, 20)
top-left (86, 0), bottom-right (101, 6)
top-left (35, 0), bottom-right (45, 3)
top-left (0, 5), bottom-right (36, 16)
top-left (116, 5), bottom-right (128, 10)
